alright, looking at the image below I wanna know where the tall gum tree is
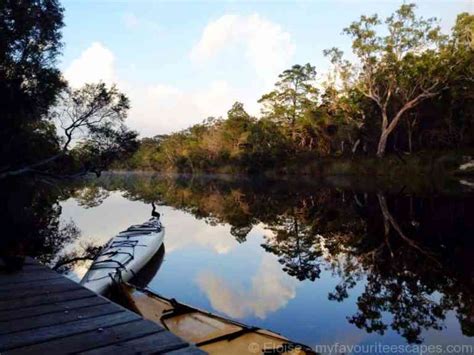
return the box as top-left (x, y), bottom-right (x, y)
top-left (327, 4), bottom-right (454, 157)
top-left (258, 64), bottom-right (318, 143)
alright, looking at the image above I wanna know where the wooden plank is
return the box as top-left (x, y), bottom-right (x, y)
top-left (0, 269), bottom-right (61, 286)
top-left (7, 319), bottom-right (164, 354)
top-left (0, 259), bottom-right (196, 354)
top-left (0, 276), bottom-right (77, 291)
top-left (0, 303), bottom-right (121, 335)
top-left (78, 331), bottom-right (192, 354)
top-left (23, 257), bottom-right (40, 265)
top-left (0, 265), bottom-right (49, 275)
top-left (0, 311), bottom-right (139, 351)
top-left (0, 296), bottom-right (104, 322)
top-left (22, 262), bottom-right (44, 267)
top-left (0, 288), bottom-right (95, 311)
top-left (0, 278), bottom-right (82, 300)
top-left (18, 264), bottom-right (47, 272)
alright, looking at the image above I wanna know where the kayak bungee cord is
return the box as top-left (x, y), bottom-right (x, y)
top-left (83, 219), bottom-right (161, 282)
top-left (80, 214), bottom-right (165, 295)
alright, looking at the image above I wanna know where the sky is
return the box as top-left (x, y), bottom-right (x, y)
top-left (60, 0), bottom-right (472, 137)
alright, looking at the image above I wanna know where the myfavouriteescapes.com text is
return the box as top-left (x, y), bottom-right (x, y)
top-left (248, 341), bottom-right (474, 354)
top-left (312, 343), bottom-right (473, 354)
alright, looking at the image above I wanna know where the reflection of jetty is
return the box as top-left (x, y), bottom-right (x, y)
top-left (0, 257), bottom-right (202, 354)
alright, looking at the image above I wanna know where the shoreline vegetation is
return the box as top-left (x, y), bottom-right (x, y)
top-left (1, 2), bottom-right (472, 183)
top-left (113, 6), bottom-right (473, 179)
top-left (113, 150), bottom-right (474, 179)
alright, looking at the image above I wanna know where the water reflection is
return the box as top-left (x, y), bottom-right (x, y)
top-left (68, 174), bottom-right (472, 344)
top-left (196, 254), bottom-right (297, 319)
top-left (1, 173), bottom-right (473, 346)
top-left (0, 178), bottom-right (84, 270)
top-left (131, 245), bottom-right (165, 289)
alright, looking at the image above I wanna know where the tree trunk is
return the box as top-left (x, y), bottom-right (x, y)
top-left (376, 110), bottom-right (389, 158)
top-left (407, 125), bottom-right (413, 154)
top-left (375, 94), bottom-right (430, 158)
top-left (376, 130), bottom-right (389, 158)
top-left (352, 139), bottom-right (360, 155)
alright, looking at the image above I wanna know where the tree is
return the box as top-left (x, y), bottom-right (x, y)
top-left (57, 83), bottom-right (138, 176)
top-left (0, 2), bottom-right (137, 179)
top-left (322, 50), bottom-right (373, 154)
top-left (451, 12), bottom-right (474, 48)
top-left (328, 4), bottom-right (451, 157)
top-left (0, 0), bottom-right (65, 173)
top-left (441, 13), bottom-right (474, 148)
top-left (221, 102), bottom-right (254, 157)
top-left (258, 64), bottom-right (318, 142)
top-left (0, 83), bottom-right (138, 178)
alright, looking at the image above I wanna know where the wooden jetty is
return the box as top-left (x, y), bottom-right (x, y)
top-left (0, 258), bottom-right (204, 354)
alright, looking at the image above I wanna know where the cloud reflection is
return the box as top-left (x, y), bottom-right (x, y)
top-left (61, 192), bottom-right (239, 255)
top-left (196, 254), bottom-right (297, 319)
top-left (165, 220), bottom-right (238, 254)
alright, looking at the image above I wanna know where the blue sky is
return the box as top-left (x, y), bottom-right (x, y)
top-left (60, 0), bottom-right (472, 136)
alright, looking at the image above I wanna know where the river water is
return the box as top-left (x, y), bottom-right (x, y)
top-left (4, 173), bottom-right (473, 352)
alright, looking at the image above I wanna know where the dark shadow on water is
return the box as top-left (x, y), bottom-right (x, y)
top-left (130, 244), bottom-right (165, 289)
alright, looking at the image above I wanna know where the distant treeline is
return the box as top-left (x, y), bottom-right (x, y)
top-left (118, 5), bottom-right (473, 173)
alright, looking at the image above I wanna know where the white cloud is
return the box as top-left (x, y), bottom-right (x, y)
top-left (128, 80), bottom-right (241, 136)
top-left (64, 12), bottom-right (294, 136)
top-left (64, 42), bottom-right (116, 88)
top-left (163, 207), bottom-right (239, 254)
top-left (196, 254), bottom-right (297, 319)
top-left (192, 80), bottom-right (234, 117)
top-left (63, 42), bottom-right (241, 135)
top-left (190, 14), bottom-right (240, 61)
top-left (190, 13), bottom-right (295, 86)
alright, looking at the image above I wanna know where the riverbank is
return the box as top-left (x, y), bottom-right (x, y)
top-left (114, 150), bottom-right (474, 183)
top-left (274, 150), bottom-right (474, 178)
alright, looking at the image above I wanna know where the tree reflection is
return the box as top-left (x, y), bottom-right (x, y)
top-left (0, 178), bottom-right (98, 271)
top-left (81, 174), bottom-right (473, 344)
top-left (4, 173), bottom-right (471, 344)
top-left (324, 193), bottom-right (474, 343)
top-left (72, 186), bottom-right (110, 208)
top-left (262, 209), bottom-right (322, 281)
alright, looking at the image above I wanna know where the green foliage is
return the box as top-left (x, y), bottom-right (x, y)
top-left (0, 2), bottom-right (138, 179)
top-left (1, 2), bottom-right (472, 176)
top-left (122, 6), bottom-right (472, 173)
top-left (259, 63), bottom-right (318, 145)
top-left (0, 0), bottom-right (65, 170)
top-left (332, 4), bottom-right (471, 156)
top-left (119, 102), bottom-right (292, 173)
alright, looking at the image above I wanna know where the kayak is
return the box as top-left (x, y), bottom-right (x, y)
top-left (80, 217), bottom-right (165, 295)
top-left (110, 282), bottom-right (315, 355)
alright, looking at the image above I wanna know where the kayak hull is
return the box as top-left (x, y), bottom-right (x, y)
top-left (81, 217), bottom-right (164, 295)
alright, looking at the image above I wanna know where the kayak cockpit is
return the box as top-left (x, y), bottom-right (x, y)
top-left (111, 283), bottom-right (314, 355)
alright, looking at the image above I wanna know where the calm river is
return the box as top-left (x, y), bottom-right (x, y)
top-left (7, 173), bottom-right (473, 353)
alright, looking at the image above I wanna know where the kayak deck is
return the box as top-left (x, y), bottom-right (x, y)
top-left (81, 217), bottom-right (164, 295)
